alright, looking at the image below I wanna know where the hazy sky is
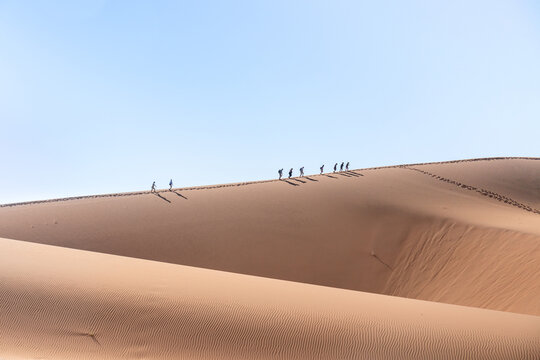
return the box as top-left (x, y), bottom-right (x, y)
top-left (1, 0), bottom-right (539, 203)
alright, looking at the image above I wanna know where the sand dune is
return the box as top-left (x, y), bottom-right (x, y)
top-left (1, 158), bottom-right (539, 314)
top-left (1, 237), bottom-right (539, 359)
top-left (1, 157), bottom-right (539, 358)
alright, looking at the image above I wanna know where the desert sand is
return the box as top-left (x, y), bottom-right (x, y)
top-left (0, 157), bottom-right (539, 359)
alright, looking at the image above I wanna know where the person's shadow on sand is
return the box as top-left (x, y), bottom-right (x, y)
top-left (153, 192), bottom-right (171, 203)
top-left (171, 190), bottom-right (188, 199)
top-left (282, 180), bottom-right (300, 186)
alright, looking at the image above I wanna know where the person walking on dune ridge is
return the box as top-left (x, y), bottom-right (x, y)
top-left (340, 162), bottom-right (344, 171)
top-left (169, 179), bottom-right (173, 191)
top-left (346, 162), bottom-right (350, 171)
top-left (278, 168), bottom-right (283, 180)
top-left (320, 164), bottom-right (324, 174)
top-left (151, 181), bottom-right (156, 193)
top-left (289, 168), bottom-right (293, 178)
top-left (333, 163), bottom-right (337, 173)
top-left (300, 166), bottom-right (304, 177)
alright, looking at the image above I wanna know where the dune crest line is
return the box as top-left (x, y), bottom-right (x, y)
top-left (1, 157), bottom-right (539, 208)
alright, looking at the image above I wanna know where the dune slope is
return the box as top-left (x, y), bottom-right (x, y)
top-left (1, 237), bottom-right (539, 360)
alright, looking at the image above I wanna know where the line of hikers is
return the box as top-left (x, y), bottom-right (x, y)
top-left (278, 162), bottom-right (350, 179)
top-left (151, 161), bottom-right (351, 191)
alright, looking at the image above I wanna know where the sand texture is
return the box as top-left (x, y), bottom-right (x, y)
top-left (0, 157), bottom-right (539, 359)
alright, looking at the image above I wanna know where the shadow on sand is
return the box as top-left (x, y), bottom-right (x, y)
top-left (153, 192), bottom-right (171, 203)
top-left (172, 190), bottom-right (188, 199)
top-left (304, 177), bottom-right (318, 182)
top-left (293, 178), bottom-right (306, 184)
top-left (324, 174), bottom-right (338, 179)
top-left (282, 179), bottom-right (300, 186)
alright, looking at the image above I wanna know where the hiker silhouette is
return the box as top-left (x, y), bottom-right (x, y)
top-left (288, 168), bottom-right (293, 178)
top-left (340, 162), bottom-right (344, 171)
top-left (300, 167), bottom-right (304, 177)
top-left (151, 181), bottom-right (156, 192)
top-left (346, 162), bottom-right (350, 171)
top-left (320, 164), bottom-right (324, 174)
top-left (333, 163), bottom-right (337, 172)
top-left (169, 179), bottom-right (173, 190)
top-left (278, 169), bottom-right (283, 180)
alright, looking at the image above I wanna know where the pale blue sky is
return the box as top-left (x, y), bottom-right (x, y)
top-left (1, 1), bottom-right (539, 203)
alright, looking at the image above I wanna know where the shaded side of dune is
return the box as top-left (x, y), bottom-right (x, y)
top-left (383, 220), bottom-right (540, 315)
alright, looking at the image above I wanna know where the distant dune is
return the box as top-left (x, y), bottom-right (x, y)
top-left (0, 157), bottom-right (539, 358)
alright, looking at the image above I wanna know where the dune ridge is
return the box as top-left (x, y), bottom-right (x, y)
top-left (1, 157), bottom-right (538, 208)
top-left (403, 166), bottom-right (540, 214)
